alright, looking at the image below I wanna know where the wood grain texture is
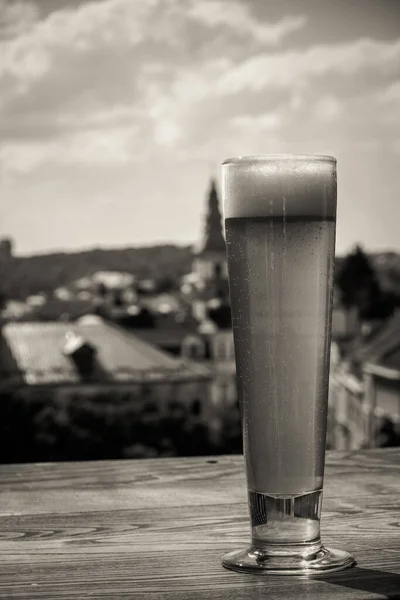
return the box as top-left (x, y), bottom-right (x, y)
top-left (0, 449), bottom-right (399, 599)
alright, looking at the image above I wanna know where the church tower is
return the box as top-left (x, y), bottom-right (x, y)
top-left (193, 179), bottom-right (228, 291)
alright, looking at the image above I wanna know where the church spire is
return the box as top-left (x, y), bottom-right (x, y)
top-left (201, 179), bottom-right (225, 253)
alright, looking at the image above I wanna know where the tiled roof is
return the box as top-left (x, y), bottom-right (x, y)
top-left (1, 320), bottom-right (209, 385)
top-left (351, 312), bottom-right (400, 372)
top-left (380, 345), bottom-right (400, 371)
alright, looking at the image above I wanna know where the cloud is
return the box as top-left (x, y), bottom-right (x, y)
top-left (231, 112), bottom-right (281, 132)
top-left (187, 3), bottom-right (305, 45)
top-left (0, 124), bottom-right (146, 175)
top-left (154, 120), bottom-right (181, 147)
top-left (0, 0), bottom-right (399, 177)
top-left (214, 38), bottom-right (400, 95)
top-left (0, 0), bottom-right (304, 102)
top-left (0, 0), bottom-right (39, 40)
top-left (152, 36), bottom-right (400, 135)
top-left (377, 81), bottom-right (400, 103)
top-left (314, 96), bottom-right (343, 121)
top-left (158, 37), bottom-right (400, 157)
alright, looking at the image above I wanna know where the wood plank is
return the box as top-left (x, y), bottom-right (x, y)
top-left (0, 449), bottom-right (398, 599)
top-left (0, 449), bottom-right (399, 516)
top-left (0, 503), bottom-right (399, 557)
top-left (0, 549), bottom-right (398, 599)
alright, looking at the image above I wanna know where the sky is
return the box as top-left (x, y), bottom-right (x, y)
top-left (0, 0), bottom-right (399, 257)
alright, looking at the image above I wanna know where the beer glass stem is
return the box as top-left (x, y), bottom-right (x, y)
top-left (249, 490), bottom-right (323, 555)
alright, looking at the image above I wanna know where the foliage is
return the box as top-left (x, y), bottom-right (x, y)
top-left (370, 253), bottom-right (400, 295)
top-left (3, 244), bottom-right (400, 315)
top-left (208, 304), bottom-right (232, 328)
top-left (366, 290), bottom-right (400, 320)
top-left (336, 245), bottom-right (379, 310)
top-left (155, 275), bottom-right (178, 294)
top-left (336, 245), bottom-right (400, 319)
top-left (26, 299), bottom-right (94, 322)
top-left (217, 402), bottom-right (242, 454)
top-left (0, 388), bottom-right (242, 463)
top-left (375, 418), bottom-right (400, 448)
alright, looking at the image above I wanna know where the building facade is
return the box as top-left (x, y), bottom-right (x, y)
top-left (0, 318), bottom-right (212, 436)
top-left (189, 179), bottom-right (229, 301)
top-left (328, 311), bottom-right (400, 449)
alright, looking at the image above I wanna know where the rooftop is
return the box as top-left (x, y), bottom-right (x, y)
top-left (0, 319), bottom-right (209, 386)
top-left (352, 311), bottom-right (400, 364)
top-left (350, 311), bottom-right (400, 376)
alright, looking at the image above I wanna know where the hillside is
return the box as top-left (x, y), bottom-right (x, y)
top-left (1, 245), bottom-right (400, 303)
top-left (1, 245), bottom-right (194, 301)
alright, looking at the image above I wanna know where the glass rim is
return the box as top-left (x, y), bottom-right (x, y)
top-left (222, 154), bottom-right (336, 166)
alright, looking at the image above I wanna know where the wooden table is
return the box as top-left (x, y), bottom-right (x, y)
top-left (0, 449), bottom-right (399, 599)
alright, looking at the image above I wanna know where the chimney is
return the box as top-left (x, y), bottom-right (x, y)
top-left (63, 331), bottom-right (96, 378)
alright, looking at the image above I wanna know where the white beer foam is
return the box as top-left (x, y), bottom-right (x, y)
top-left (222, 155), bottom-right (336, 219)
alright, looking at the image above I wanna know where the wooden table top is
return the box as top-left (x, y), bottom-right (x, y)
top-left (0, 448), bottom-right (399, 599)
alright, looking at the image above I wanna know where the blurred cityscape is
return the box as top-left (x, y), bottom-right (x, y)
top-left (1, 179), bottom-right (400, 463)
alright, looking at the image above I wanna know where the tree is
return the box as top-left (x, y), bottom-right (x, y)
top-left (367, 290), bottom-right (400, 320)
top-left (208, 304), bottom-right (232, 328)
top-left (376, 418), bottom-right (400, 448)
top-left (156, 276), bottom-right (176, 293)
top-left (336, 245), bottom-right (382, 319)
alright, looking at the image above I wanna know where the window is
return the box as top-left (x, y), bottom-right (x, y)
top-left (192, 399), bottom-right (201, 416)
top-left (183, 337), bottom-right (204, 360)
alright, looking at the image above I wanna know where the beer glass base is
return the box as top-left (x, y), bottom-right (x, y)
top-left (222, 545), bottom-right (355, 576)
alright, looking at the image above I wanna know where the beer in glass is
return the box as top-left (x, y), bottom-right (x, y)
top-left (222, 155), bottom-right (355, 575)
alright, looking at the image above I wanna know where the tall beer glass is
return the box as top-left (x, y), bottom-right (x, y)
top-left (222, 155), bottom-right (354, 575)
